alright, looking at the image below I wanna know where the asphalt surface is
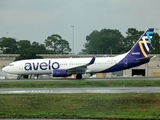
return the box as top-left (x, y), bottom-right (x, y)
top-left (0, 87), bottom-right (160, 94)
top-left (1, 77), bottom-right (160, 82)
top-left (0, 77), bottom-right (160, 94)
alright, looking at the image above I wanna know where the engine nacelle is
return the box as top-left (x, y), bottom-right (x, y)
top-left (52, 69), bottom-right (71, 77)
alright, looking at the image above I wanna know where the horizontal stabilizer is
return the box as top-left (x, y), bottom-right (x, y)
top-left (151, 55), bottom-right (156, 60)
top-left (136, 56), bottom-right (154, 62)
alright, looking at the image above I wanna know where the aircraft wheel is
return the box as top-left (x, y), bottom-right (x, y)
top-left (76, 74), bottom-right (82, 79)
top-left (17, 76), bottom-right (21, 80)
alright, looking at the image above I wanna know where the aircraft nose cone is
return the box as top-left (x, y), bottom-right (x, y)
top-left (2, 67), bottom-right (6, 72)
top-left (2, 66), bottom-right (8, 72)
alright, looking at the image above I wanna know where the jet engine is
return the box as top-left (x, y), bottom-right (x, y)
top-left (52, 69), bottom-right (71, 77)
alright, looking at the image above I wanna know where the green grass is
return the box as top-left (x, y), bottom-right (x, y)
top-left (0, 93), bottom-right (160, 119)
top-left (0, 80), bottom-right (160, 88)
top-left (0, 79), bottom-right (160, 119)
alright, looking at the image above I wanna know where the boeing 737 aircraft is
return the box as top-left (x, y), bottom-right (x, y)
top-left (2, 28), bottom-right (154, 79)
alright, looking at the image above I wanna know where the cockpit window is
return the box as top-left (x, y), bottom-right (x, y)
top-left (9, 64), bottom-right (14, 66)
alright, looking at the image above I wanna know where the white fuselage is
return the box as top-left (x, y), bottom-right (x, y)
top-left (2, 53), bottom-right (127, 75)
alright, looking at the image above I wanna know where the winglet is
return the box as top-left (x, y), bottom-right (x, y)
top-left (87, 56), bottom-right (96, 65)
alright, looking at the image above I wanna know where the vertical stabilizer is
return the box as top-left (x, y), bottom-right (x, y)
top-left (126, 28), bottom-right (154, 58)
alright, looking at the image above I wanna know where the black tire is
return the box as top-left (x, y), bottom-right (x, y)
top-left (17, 76), bottom-right (20, 80)
top-left (76, 73), bottom-right (82, 79)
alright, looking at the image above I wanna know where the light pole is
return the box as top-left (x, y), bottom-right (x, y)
top-left (71, 26), bottom-right (74, 54)
top-left (110, 47), bottom-right (112, 56)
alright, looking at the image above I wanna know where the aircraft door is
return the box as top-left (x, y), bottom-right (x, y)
top-left (19, 62), bottom-right (23, 70)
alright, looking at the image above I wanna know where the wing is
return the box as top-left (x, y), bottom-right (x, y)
top-left (67, 56), bottom-right (96, 74)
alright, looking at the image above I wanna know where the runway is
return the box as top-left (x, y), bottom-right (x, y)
top-left (0, 77), bottom-right (160, 94)
top-left (0, 77), bottom-right (160, 82)
top-left (0, 87), bottom-right (160, 94)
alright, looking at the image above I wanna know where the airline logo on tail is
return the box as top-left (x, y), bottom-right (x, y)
top-left (130, 28), bottom-right (154, 58)
top-left (138, 28), bottom-right (154, 57)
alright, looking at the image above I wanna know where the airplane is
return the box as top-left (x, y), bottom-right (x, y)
top-left (2, 28), bottom-right (154, 79)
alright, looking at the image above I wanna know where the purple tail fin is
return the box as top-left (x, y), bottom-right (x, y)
top-left (126, 28), bottom-right (154, 58)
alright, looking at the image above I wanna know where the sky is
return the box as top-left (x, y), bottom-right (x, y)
top-left (0, 0), bottom-right (160, 54)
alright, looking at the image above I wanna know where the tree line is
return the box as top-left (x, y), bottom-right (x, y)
top-left (0, 34), bottom-right (71, 60)
top-left (0, 28), bottom-right (159, 60)
top-left (82, 28), bottom-right (160, 54)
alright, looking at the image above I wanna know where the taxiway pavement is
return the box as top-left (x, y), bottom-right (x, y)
top-left (0, 87), bottom-right (160, 94)
top-left (0, 77), bottom-right (160, 94)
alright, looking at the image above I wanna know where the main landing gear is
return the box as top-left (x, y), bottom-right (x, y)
top-left (17, 75), bottom-right (21, 80)
top-left (76, 73), bottom-right (82, 79)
